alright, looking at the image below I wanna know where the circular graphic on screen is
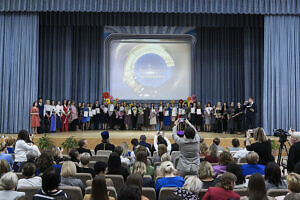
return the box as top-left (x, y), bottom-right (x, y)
top-left (134, 53), bottom-right (172, 88)
top-left (123, 44), bottom-right (175, 97)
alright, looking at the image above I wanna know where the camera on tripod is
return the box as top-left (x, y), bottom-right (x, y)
top-left (273, 129), bottom-right (290, 143)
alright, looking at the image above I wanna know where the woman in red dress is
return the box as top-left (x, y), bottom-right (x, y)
top-left (30, 101), bottom-right (40, 134)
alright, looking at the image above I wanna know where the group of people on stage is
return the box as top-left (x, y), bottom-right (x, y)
top-left (30, 97), bottom-right (256, 134)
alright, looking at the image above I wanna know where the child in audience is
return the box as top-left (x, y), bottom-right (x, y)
top-left (33, 167), bottom-right (68, 200)
top-left (241, 151), bottom-right (265, 177)
top-left (17, 162), bottom-right (42, 189)
top-left (197, 161), bottom-right (218, 189)
top-left (228, 138), bottom-right (243, 152)
top-left (265, 162), bottom-right (287, 190)
top-left (213, 151), bottom-right (234, 175)
top-left (0, 172), bottom-right (25, 200)
top-left (155, 161), bottom-right (185, 192)
top-left (202, 172), bottom-right (240, 200)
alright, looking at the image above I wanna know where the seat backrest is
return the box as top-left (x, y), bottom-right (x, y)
top-left (107, 186), bottom-right (117, 199)
top-left (155, 176), bottom-right (163, 182)
top-left (17, 186), bottom-right (41, 200)
top-left (267, 189), bottom-right (289, 197)
top-left (58, 186), bottom-right (83, 200)
top-left (171, 151), bottom-right (180, 163)
top-left (198, 189), bottom-right (208, 199)
top-left (85, 186), bottom-right (91, 194)
top-left (105, 174), bottom-right (124, 195)
top-left (74, 173), bottom-right (92, 187)
top-left (96, 150), bottom-right (112, 156)
top-left (142, 187), bottom-right (156, 200)
top-left (15, 172), bottom-right (24, 179)
top-left (89, 155), bottom-right (109, 163)
top-left (233, 189), bottom-right (248, 196)
top-left (158, 187), bottom-right (176, 200)
top-left (88, 161), bottom-right (96, 169)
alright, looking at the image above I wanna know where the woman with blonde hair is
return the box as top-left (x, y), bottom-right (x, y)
top-left (198, 161), bottom-right (218, 189)
top-left (173, 176), bottom-right (202, 200)
top-left (245, 127), bottom-right (274, 165)
top-left (60, 161), bottom-right (85, 196)
top-left (199, 142), bottom-right (209, 157)
top-left (153, 144), bottom-right (167, 163)
top-left (132, 161), bottom-right (154, 187)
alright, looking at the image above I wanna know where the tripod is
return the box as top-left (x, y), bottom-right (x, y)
top-left (277, 141), bottom-right (290, 172)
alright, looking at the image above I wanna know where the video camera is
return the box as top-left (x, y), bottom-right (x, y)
top-left (273, 129), bottom-right (290, 143)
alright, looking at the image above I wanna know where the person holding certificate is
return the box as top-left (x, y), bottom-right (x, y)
top-left (215, 102), bottom-right (223, 133)
top-left (204, 102), bottom-right (213, 132)
top-left (171, 104), bottom-right (178, 127)
top-left (131, 102), bottom-right (138, 130)
top-left (103, 103), bottom-right (109, 130)
top-left (93, 100), bottom-right (101, 130)
top-left (55, 101), bottom-right (63, 132)
top-left (149, 104), bottom-right (157, 130)
top-left (189, 102), bottom-right (196, 125)
top-left (61, 100), bottom-right (69, 132)
top-left (137, 104), bottom-right (144, 130)
top-left (195, 102), bottom-right (203, 132)
top-left (158, 102), bottom-right (164, 130)
top-left (222, 102), bottom-right (228, 133)
top-left (81, 103), bottom-right (88, 130)
top-left (143, 104), bottom-right (150, 131)
top-left (30, 101), bottom-right (40, 134)
top-left (50, 100), bottom-right (57, 133)
top-left (124, 102), bottom-right (132, 130)
top-left (163, 103), bottom-right (172, 130)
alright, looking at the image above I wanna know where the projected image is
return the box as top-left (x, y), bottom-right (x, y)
top-left (108, 36), bottom-right (193, 100)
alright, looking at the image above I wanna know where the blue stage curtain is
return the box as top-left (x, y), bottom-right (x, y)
top-left (38, 26), bottom-right (105, 103)
top-left (264, 16), bottom-right (300, 135)
top-left (0, 13), bottom-right (39, 133)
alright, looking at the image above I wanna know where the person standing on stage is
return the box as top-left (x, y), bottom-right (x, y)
top-left (149, 104), bottom-right (157, 131)
top-left (227, 102), bottom-right (235, 134)
top-left (81, 103), bottom-right (88, 131)
top-left (131, 102), bottom-right (138, 130)
top-left (171, 103), bottom-right (177, 127)
top-left (163, 103), bottom-right (171, 131)
top-left (70, 101), bottom-right (78, 131)
top-left (30, 102), bottom-right (40, 134)
top-left (137, 104), bottom-right (144, 130)
top-left (233, 102), bottom-right (243, 134)
top-left (195, 102), bottom-right (203, 132)
top-left (158, 102), bottom-right (164, 130)
top-left (50, 100), bottom-right (57, 133)
top-left (245, 97), bottom-right (256, 130)
top-left (124, 102), bottom-right (132, 130)
top-left (61, 100), bottom-right (69, 132)
top-left (215, 102), bottom-right (222, 133)
top-left (108, 102), bottom-right (114, 129)
top-left (37, 98), bottom-right (44, 133)
top-left (204, 102), bottom-right (213, 132)
top-left (222, 102), bottom-right (228, 133)
top-left (55, 101), bottom-right (63, 132)
top-left (44, 100), bottom-right (51, 133)
top-left (189, 102), bottom-right (196, 126)
top-left (93, 100), bottom-right (101, 130)
top-left (143, 104), bottom-right (150, 131)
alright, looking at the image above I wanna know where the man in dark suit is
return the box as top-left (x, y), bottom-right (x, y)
top-left (245, 97), bottom-right (256, 130)
top-left (94, 131), bottom-right (115, 154)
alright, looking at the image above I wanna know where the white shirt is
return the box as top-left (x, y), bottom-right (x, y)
top-left (0, 191), bottom-right (25, 200)
top-left (205, 107), bottom-right (213, 115)
top-left (153, 135), bottom-right (172, 153)
top-left (14, 140), bottom-right (41, 162)
top-left (44, 104), bottom-right (52, 116)
top-left (55, 105), bottom-right (63, 117)
top-left (17, 176), bottom-right (42, 189)
top-left (120, 156), bottom-right (131, 167)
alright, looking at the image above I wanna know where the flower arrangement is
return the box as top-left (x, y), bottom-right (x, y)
top-left (102, 92), bottom-right (119, 105)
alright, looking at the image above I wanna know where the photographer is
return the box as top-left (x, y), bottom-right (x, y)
top-left (287, 130), bottom-right (300, 172)
top-left (172, 119), bottom-right (200, 176)
top-left (245, 127), bottom-right (274, 165)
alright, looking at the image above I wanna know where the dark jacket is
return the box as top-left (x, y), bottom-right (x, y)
top-left (287, 141), bottom-right (300, 172)
top-left (94, 142), bottom-right (115, 154)
top-left (246, 139), bottom-right (274, 165)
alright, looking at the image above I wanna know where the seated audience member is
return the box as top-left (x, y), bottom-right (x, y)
top-left (240, 173), bottom-right (273, 200)
top-left (213, 137), bottom-right (224, 151)
top-left (233, 141), bottom-right (250, 162)
top-left (88, 161), bottom-right (113, 187)
top-left (275, 173), bottom-right (300, 200)
top-left (199, 142), bottom-right (209, 157)
top-left (265, 162), bottom-right (287, 190)
top-left (5, 136), bottom-right (15, 154)
top-left (77, 139), bottom-right (92, 156)
top-left (131, 138), bottom-right (139, 153)
top-left (228, 138), bottom-right (243, 152)
top-left (173, 176), bottom-right (202, 200)
top-left (125, 174), bottom-right (149, 200)
top-left (202, 172), bottom-right (240, 200)
top-left (245, 128), bottom-right (274, 165)
top-left (0, 172), bottom-right (25, 200)
top-left (226, 162), bottom-right (248, 189)
top-left (94, 131), bottom-right (115, 154)
top-left (36, 150), bottom-right (61, 174)
top-left (153, 132), bottom-right (171, 153)
top-left (17, 162), bottom-right (42, 189)
top-left (132, 161), bottom-right (154, 188)
top-left (241, 151), bottom-right (265, 177)
top-left (33, 167), bottom-right (68, 200)
top-left (197, 161), bottom-right (218, 189)
top-left (287, 130), bottom-right (300, 172)
top-left (155, 161), bottom-right (185, 192)
top-left (0, 142), bottom-right (13, 169)
top-left (130, 150), bottom-right (154, 177)
top-left (213, 151), bottom-right (234, 176)
top-left (51, 146), bottom-right (65, 165)
top-left (205, 143), bottom-right (219, 163)
top-left (114, 146), bottom-right (130, 167)
top-left (283, 193), bottom-right (300, 200)
top-left (153, 144), bottom-right (167, 163)
top-left (119, 142), bottom-right (134, 164)
top-left (83, 175), bottom-right (115, 200)
top-left (161, 153), bottom-right (171, 162)
top-left (0, 160), bottom-right (10, 177)
top-left (77, 153), bottom-right (95, 177)
top-left (69, 149), bottom-right (80, 164)
top-left (60, 161), bottom-right (85, 196)
top-left (107, 152), bottom-right (129, 181)
top-left (139, 135), bottom-right (152, 151)
top-left (118, 185), bottom-right (141, 200)
top-left (171, 131), bottom-right (183, 153)
top-left (172, 119), bottom-right (200, 176)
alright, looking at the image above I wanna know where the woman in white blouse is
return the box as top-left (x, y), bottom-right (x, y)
top-left (153, 131), bottom-right (171, 153)
top-left (13, 130), bottom-right (40, 172)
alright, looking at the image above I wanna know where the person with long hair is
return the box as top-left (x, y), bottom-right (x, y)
top-left (30, 101), bottom-right (40, 134)
top-left (213, 151), bottom-right (234, 176)
top-left (84, 175), bottom-right (115, 200)
top-left (245, 127), bottom-right (274, 165)
top-left (107, 152), bottom-right (129, 181)
top-left (202, 172), bottom-right (240, 200)
top-left (205, 143), bottom-right (219, 163)
top-left (226, 162), bottom-right (248, 189)
top-left (125, 174), bottom-right (149, 200)
top-left (131, 161), bottom-right (154, 188)
top-left (240, 173), bottom-right (272, 200)
top-left (197, 161), bottom-right (218, 189)
top-left (264, 162), bottom-right (287, 190)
